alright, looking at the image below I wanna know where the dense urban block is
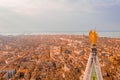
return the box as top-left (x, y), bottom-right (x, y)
top-left (0, 35), bottom-right (120, 80)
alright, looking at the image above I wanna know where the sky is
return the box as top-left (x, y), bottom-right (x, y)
top-left (0, 0), bottom-right (120, 33)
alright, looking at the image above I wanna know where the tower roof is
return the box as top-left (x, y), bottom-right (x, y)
top-left (83, 52), bottom-right (103, 80)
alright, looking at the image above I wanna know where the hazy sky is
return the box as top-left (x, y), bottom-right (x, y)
top-left (0, 0), bottom-right (120, 33)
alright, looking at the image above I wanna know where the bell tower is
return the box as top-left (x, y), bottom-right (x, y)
top-left (83, 30), bottom-right (103, 80)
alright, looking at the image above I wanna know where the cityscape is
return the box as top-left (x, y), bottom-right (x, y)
top-left (0, 0), bottom-right (120, 80)
top-left (0, 34), bottom-right (120, 80)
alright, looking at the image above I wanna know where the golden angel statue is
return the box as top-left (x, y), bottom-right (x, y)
top-left (89, 30), bottom-right (97, 45)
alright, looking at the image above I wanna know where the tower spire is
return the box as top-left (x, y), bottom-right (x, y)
top-left (83, 30), bottom-right (103, 80)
